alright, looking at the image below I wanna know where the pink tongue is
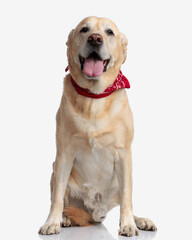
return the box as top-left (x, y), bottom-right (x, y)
top-left (83, 58), bottom-right (104, 77)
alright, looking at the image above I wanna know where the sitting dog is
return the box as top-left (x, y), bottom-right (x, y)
top-left (39, 16), bottom-right (157, 237)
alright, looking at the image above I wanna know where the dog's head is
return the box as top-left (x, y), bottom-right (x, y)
top-left (66, 17), bottom-right (128, 91)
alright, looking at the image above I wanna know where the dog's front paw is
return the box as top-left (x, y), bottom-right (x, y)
top-left (38, 222), bottom-right (61, 235)
top-left (135, 217), bottom-right (157, 231)
top-left (119, 224), bottom-right (139, 237)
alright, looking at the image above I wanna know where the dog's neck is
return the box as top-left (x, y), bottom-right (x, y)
top-left (65, 66), bottom-right (130, 96)
top-left (70, 70), bottom-right (130, 99)
top-left (63, 74), bottom-right (128, 120)
top-left (66, 64), bottom-right (123, 94)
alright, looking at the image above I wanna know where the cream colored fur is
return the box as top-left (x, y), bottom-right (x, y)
top-left (39, 16), bottom-right (157, 237)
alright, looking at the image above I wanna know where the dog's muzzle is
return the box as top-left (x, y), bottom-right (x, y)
top-left (79, 33), bottom-right (110, 78)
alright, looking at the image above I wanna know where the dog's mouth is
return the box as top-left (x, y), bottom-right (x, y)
top-left (79, 52), bottom-right (110, 78)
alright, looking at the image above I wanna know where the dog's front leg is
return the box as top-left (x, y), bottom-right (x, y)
top-left (115, 148), bottom-right (139, 237)
top-left (39, 150), bottom-right (74, 235)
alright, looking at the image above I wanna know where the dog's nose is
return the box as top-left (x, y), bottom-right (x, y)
top-left (88, 34), bottom-right (103, 47)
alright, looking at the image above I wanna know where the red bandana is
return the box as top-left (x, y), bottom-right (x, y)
top-left (65, 66), bottom-right (130, 99)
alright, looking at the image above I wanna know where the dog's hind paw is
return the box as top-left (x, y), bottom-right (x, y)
top-left (62, 215), bottom-right (72, 227)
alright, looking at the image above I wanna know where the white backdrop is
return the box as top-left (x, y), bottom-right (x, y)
top-left (0, 1), bottom-right (192, 240)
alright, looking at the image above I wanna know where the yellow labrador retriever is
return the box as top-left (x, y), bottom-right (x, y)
top-left (39, 16), bottom-right (157, 237)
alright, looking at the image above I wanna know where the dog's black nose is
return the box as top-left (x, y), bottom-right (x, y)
top-left (88, 34), bottom-right (103, 47)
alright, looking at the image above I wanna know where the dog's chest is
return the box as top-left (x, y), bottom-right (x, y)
top-left (73, 131), bottom-right (118, 191)
top-left (67, 96), bottom-right (125, 201)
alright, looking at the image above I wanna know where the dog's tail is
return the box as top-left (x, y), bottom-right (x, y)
top-left (64, 206), bottom-right (94, 227)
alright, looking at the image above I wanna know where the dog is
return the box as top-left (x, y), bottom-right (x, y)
top-left (38, 16), bottom-right (157, 237)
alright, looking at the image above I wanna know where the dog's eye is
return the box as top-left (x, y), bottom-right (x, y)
top-left (106, 29), bottom-right (114, 36)
top-left (80, 27), bottom-right (89, 33)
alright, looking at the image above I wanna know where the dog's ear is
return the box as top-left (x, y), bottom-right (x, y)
top-left (120, 33), bottom-right (128, 63)
top-left (66, 29), bottom-right (75, 47)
